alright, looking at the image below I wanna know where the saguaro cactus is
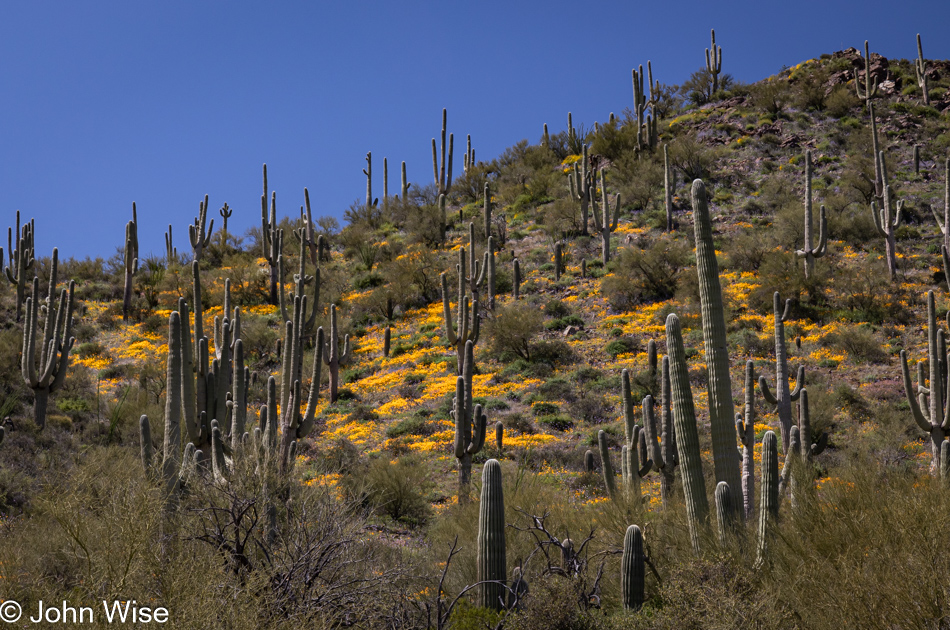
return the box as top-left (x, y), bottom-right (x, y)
top-left (363, 152), bottom-right (378, 210)
top-left (932, 159), bottom-right (950, 289)
top-left (123, 203), bottom-right (139, 322)
top-left (592, 170), bottom-right (621, 264)
top-left (5, 211), bottom-right (35, 322)
top-left (915, 34), bottom-right (930, 105)
top-left (621, 525), bottom-right (645, 611)
top-left (432, 108), bottom-right (454, 196)
top-left (854, 40), bottom-right (879, 107)
top-left (322, 304), bottom-right (351, 403)
top-left (190, 194), bottom-right (214, 262)
top-left (691, 180), bottom-right (743, 501)
top-left (21, 249), bottom-right (74, 429)
top-left (513, 258), bottom-right (521, 300)
top-left (736, 361), bottom-right (757, 520)
top-left (756, 431), bottom-right (779, 566)
top-left (666, 313), bottom-right (709, 553)
top-left (568, 144), bottom-right (592, 236)
top-left (641, 358), bottom-right (678, 504)
top-left (664, 144), bottom-right (674, 232)
top-left (714, 482), bottom-right (736, 548)
top-left (165, 224), bottom-right (177, 264)
top-left (219, 202), bottom-right (233, 242)
top-left (554, 242), bottom-right (563, 281)
top-left (598, 429), bottom-right (617, 499)
top-left (796, 150), bottom-right (827, 279)
top-left (706, 29), bottom-right (723, 95)
top-left (483, 183), bottom-right (492, 242)
top-left (900, 290), bottom-right (950, 472)
top-left (870, 179), bottom-right (903, 281)
top-left (758, 292), bottom-right (805, 453)
top-left (441, 249), bottom-right (481, 375)
top-left (464, 135), bottom-right (475, 174)
top-left (477, 459), bottom-right (506, 610)
top-left (454, 341), bottom-right (487, 497)
top-left (261, 165), bottom-right (282, 305)
top-left (797, 388), bottom-right (827, 461)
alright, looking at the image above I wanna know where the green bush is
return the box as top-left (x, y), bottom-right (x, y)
top-left (601, 235), bottom-right (691, 311)
top-left (485, 301), bottom-right (544, 362)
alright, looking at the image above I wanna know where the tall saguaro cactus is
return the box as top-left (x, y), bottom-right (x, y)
top-left (854, 40), bottom-right (879, 107)
top-left (123, 203), bottom-right (139, 322)
top-left (5, 211), bottom-right (35, 322)
top-left (900, 290), bottom-right (950, 472)
top-left (568, 144), bottom-right (592, 236)
top-left (22, 249), bottom-right (75, 429)
top-left (592, 170), bottom-right (621, 264)
top-left (915, 34), bottom-right (930, 106)
top-left (758, 292), bottom-right (805, 453)
top-left (441, 246), bottom-right (482, 374)
top-left (454, 340), bottom-right (487, 498)
top-left (189, 194), bottom-right (214, 262)
top-left (932, 159), bottom-right (950, 289)
top-left (664, 144), bottom-right (674, 232)
top-left (363, 152), bottom-right (378, 210)
top-left (477, 459), bottom-right (506, 610)
top-left (432, 108), bottom-right (454, 196)
top-left (598, 429), bottom-right (617, 499)
top-left (219, 202), bottom-right (233, 244)
top-left (796, 150), bottom-right (827, 279)
top-left (735, 360), bottom-right (757, 520)
top-left (322, 304), bottom-right (351, 403)
top-left (641, 359), bottom-right (678, 504)
top-left (666, 313), bottom-right (710, 554)
top-left (691, 180), bottom-right (743, 502)
top-left (261, 165), bottom-right (282, 305)
top-left (870, 168), bottom-right (903, 281)
top-left (706, 29), bottom-right (722, 95)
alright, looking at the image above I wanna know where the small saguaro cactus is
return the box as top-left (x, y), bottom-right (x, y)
top-left (383, 326), bottom-right (391, 358)
top-left (854, 40), bottom-right (879, 107)
top-left (322, 304), bottom-right (351, 403)
top-left (900, 291), bottom-right (950, 472)
top-left (666, 313), bottom-right (709, 553)
top-left (914, 144), bottom-right (921, 176)
top-left (691, 180), bottom-right (743, 502)
top-left (219, 202), bottom-right (233, 244)
top-left (756, 431), bottom-right (780, 566)
top-left (915, 34), bottom-right (930, 105)
top-left (454, 341), bottom-right (487, 497)
top-left (621, 525), bottom-right (645, 611)
top-left (122, 203), bottom-right (139, 322)
top-left (706, 28), bottom-right (723, 95)
top-left (508, 567), bottom-right (528, 610)
top-left (758, 292), bottom-right (805, 454)
top-left (477, 459), bottom-right (507, 610)
top-left (796, 150), bottom-right (827, 279)
top-left (5, 211), bottom-right (35, 322)
top-left (714, 481), bottom-right (736, 548)
top-left (513, 258), bottom-right (521, 300)
top-left (486, 236), bottom-right (497, 311)
top-left (598, 429), bottom-right (617, 499)
top-left (736, 361), bottom-right (757, 520)
top-left (568, 144), bottom-right (593, 236)
top-left (21, 249), bottom-right (75, 429)
top-left (432, 108), bottom-right (454, 196)
top-left (584, 449), bottom-right (595, 473)
top-left (554, 242), bottom-right (563, 281)
top-left (592, 170), bottom-right (621, 265)
top-left (495, 421), bottom-right (503, 451)
top-left (189, 194), bottom-right (214, 262)
top-left (797, 388), bottom-right (828, 461)
top-left (383, 157), bottom-right (388, 211)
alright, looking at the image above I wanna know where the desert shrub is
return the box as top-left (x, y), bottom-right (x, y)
top-left (823, 324), bottom-right (888, 364)
top-left (826, 86), bottom-right (860, 118)
top-left (531, 401), bottom-right (560, 416)
top-left (537, 414), bottom-right (574, 431)
top-left (503, 412), bottom-right (535, 435)
top-left (385, 414), bottom-right (436, 439)
top-left (359, 455), bottom-right (433, 526)
top-left (601, 237), bottom-right (691, 311)
top-left (668, 133), bottom-right (719, 181)
top-left (750, 78), bottom-right (791, 116)
top-left (485, 301), bottom-right (544, 362)
top-left (605, 337), bottom-right (637, 357)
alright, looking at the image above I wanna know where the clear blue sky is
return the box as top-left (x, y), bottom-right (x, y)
top-left (1, 0), bottom-right (948, 261)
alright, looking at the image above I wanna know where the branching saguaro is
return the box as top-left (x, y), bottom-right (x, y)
top-left (22, 248), bottom-right (75, 429)
top-left (433, 108), bottom-right (454, 196)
